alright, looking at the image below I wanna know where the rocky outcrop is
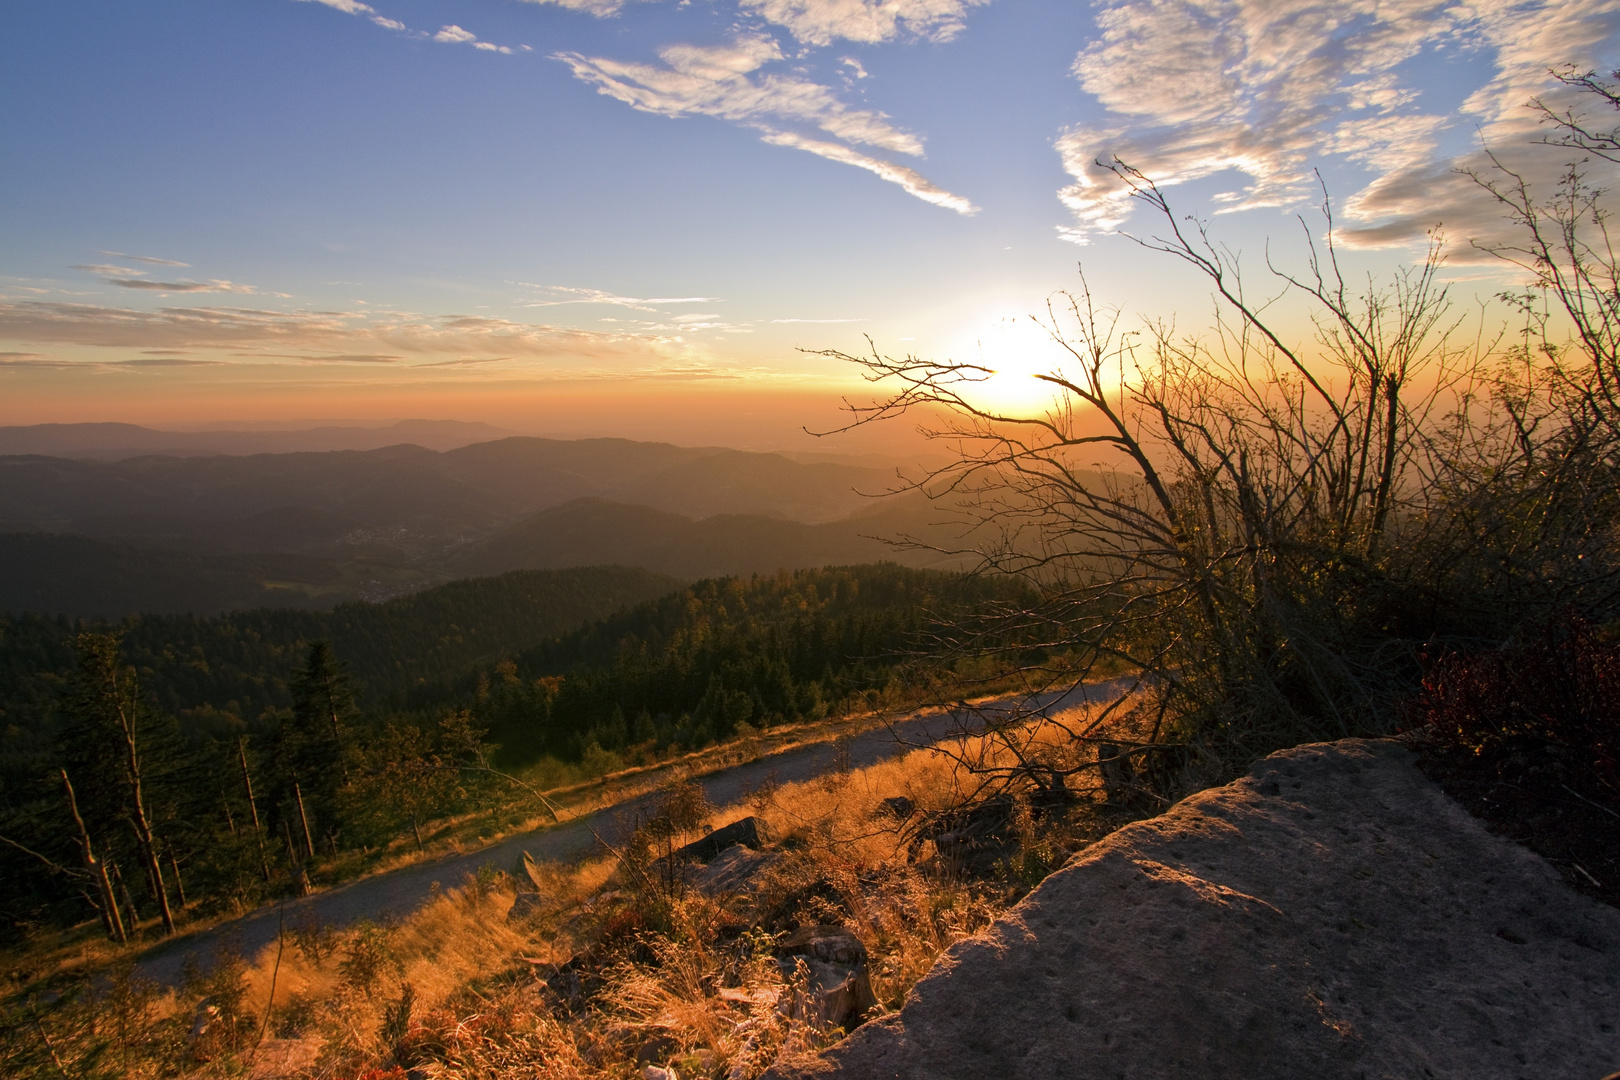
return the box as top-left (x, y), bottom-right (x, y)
top-left (678, 815), bottom-right (771, 862)
top-left (767, 739), bottom-right (1620, 1080)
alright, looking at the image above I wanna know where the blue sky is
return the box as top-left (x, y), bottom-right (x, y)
top-left (2, 0), bottom-right (1618, 445)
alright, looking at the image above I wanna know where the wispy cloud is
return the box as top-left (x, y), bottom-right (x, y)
top-left (514, 285), bottom-right (723, 311)
top-left (0, 302), bottom-right (695, 368)
top-left (772, 316), bottom-right (864, 323)
top-left (293, 0), bottom-right (520, 49)
top-left (0, 350), bottom-right (226, 371)
top-left (761, 130), bottom-right (977, 212)
top-left (99, 251), bottom-right (189, 267)
top-left (559, 35), bottom-right (923, 155)
top-left (74, 260), bottom-right (260, 294)
top-left (243, 352), bottom-right (406, 363)
top-left (293, 0), bottom-right (407, 32)
top-left (557, 33), bottom-right (975, 212)
top-left (528, 0), bottom-right (985, 45)
top-left (72, 264), bottom-right (146, 277)
top-left (107, 278), bottom-right (259, 293)
top-left (434, 24), bottom-right (519, 53)
top-left (518, 0), bottom-right (649, 15)
top-left (1056, 0), bottom-right (1620, 253)
top-left (740, 0), bottom-right (987, 46)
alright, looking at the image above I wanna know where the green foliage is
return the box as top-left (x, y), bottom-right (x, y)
top-left (0, 563), bottom-right (1018, 939)
top-left (0, 565), bottom-right (683, 736)
top-left (456, 564), bottom-right (1025, 765)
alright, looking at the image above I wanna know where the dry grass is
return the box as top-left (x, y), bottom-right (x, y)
top-left (2, 703), bottom-right (1139, 1080)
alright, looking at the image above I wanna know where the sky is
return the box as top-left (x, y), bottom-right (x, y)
top-left (3, 0), bottom-right (1618, 452)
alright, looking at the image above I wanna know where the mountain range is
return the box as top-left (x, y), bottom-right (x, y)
top-left (0, 434), bottom-right (972, 616)
top-left (0, 419), bottom-right (516, 458)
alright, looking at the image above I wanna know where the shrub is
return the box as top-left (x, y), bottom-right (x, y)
top-left (1407, 613), bottom-right (1619, 800)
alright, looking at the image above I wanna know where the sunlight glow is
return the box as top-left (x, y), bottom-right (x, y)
top-left (954, 314), bottom-right (1075, 418)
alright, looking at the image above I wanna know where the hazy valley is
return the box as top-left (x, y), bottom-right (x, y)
top-left (0, 429), bottom-right (966, 616)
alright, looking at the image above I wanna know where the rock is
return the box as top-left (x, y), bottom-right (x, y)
top-left (778, 925), bottom-right (866, 967)
top-left (776, 926), bottom-right (877, 1029)
top-left (692, 843), bottom-right (779, 897)
top-left (543, 953), bottom-right (603, 1013)
top-left (636, 1033), bottom-right (681, 1064)
top-left (913, 795), bottom-right (1018, 875)
top-left (188, 999), bottom-right (221, 1045)
top-left (677, 816), bottom-right (770, 862)
top-left (764, 739), bottom-right (1620, 1080)
top-left (642, 1066), bottom-right (677, 1080)
top-left (507, 891), bottom-right (544, 923)
top-left (879, 796), bottom-right (915, 821)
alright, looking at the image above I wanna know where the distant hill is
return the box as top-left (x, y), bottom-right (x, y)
top-left (0, 419), bottom-right (515, 459)
top-left (0, 437), bottom-right (900, 564)
top-left (447, 496), bottom-right (968, 579)
top-left (0, 531), bottom-right (435, 618)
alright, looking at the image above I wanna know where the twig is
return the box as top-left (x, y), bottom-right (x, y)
top-left (252, 902), bottom-right (287, 1059)
top-left (0, 833), bottom-right (89, 880)
top-left (1561, 783), bottom-right (1620, 822)
top-left (27, 996), bottom-right (68, 1078)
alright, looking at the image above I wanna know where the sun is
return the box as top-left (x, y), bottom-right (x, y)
top-left (952, 313), bottom-right (1074, 417)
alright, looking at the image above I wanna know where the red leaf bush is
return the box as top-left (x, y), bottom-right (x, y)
top-left (1407, 613), bottom-right (1619, 795)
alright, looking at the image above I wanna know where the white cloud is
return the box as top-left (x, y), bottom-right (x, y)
top-left (297, 0), bottom-right (377, 13)
top-left (75, 262), bottom-right (258, 293)
top-left (73, 264), bottom-right (146, 277)
top-left (515, 286), bottom-right (723, 311)
top-left (762, 130), bottom-right (977, 213)
top-left (519, 0), bottom-right (986, 43)
top-left (557, 33), bottom-right (975, 210)
top-left (100, 251), bottom-right (189, 267)
top-left (559, 35), bottom-right (923, 155)
top-left (434, 24), bottom-right (515, 53)
top-left (106, 278), bottom-right (258, 294)
top-left (1055, 0), bottom-right (1620, 252)
top-left (0, 302), bottom-right (696, 368)
top-left (740, 0), bottom-right (986, 46)
top-left (518, 0), bottom-right (652, 14)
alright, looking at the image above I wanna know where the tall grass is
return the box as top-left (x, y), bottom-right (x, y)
top-left (2, 704), bottom-right (1124, 1079)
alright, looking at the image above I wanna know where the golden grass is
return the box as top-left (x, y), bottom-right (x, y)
top-left (2, 700), bottom-right (1139, 1080)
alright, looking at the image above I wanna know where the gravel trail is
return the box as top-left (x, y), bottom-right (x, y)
top-left (135, 679), bottom-right (1128, 984)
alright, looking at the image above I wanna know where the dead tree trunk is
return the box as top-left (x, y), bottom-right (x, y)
top-left (112, 687), bottom-right (173, 935)
top-left (61, 768), bottom-right (124, 943)
top-left (293, 781), bottom-right (315, 862)
top-left (238, 737), bottom-right (271, 881)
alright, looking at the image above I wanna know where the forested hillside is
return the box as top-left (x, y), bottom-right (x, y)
top-left (0, 563), bottom-right (1022, 940)
top-left (440, 563), bottom-right (1029, 764)
top-left (0, 565), bottom-right (683, 736)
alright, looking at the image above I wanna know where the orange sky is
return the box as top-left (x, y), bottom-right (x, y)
top-left (0, 372), bottom-right (940, 458)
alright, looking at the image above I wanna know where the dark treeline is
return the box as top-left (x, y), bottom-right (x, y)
top-left (0, 565), bottom-right (682, 738)
top-left (0, 563), bottom-right (1023, 942)
top-left (444, 564), bottom-right (1030, 765)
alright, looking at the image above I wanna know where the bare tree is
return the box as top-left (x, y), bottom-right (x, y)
top-left (820, 150), bottom-right (1615, 800)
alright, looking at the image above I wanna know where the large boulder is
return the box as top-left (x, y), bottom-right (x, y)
top-left (692, 843), bottom-right (779, 897)
top-left (766, 739), bottom-right (1620, 1080)
top-left (677, 815), bottom-right (770, 862)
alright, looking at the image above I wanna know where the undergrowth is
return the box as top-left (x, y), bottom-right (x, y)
top-left (1404, 613), bottom-right (1620, 908)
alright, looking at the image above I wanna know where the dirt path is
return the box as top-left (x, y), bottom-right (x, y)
top-left (135, 679), bottom-right (1129, 985)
